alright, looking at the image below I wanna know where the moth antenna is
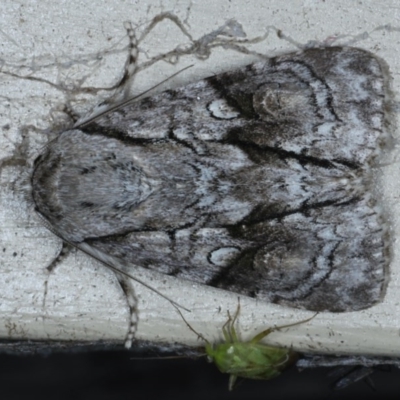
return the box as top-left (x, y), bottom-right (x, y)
top-left (75, 64), bottom-right (193, 128)
top-left (35, 211), bottom-right (191, 312)
top-left (175, 307), bottom-right (210, 344)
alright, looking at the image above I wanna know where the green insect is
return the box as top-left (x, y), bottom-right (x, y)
top-left (178, 302), bottom-right (316, 390)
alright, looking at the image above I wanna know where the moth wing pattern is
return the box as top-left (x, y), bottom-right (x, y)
top-left (32, 46), bottom-right (391, 312)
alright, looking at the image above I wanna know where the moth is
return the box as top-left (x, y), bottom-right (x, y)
top-left (31, 46), bottom-right (391, 313)
top-left (178, 302), bottom-right (316, 390)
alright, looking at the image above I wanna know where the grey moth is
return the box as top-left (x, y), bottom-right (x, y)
top-left (32, 46), bottom-right (391, 313)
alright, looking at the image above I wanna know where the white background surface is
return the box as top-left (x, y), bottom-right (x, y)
top-left (1, 0), bottom-right (400, 357)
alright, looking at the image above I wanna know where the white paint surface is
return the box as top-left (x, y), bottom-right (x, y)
top-left (1, 0), bottom-right (400, 357)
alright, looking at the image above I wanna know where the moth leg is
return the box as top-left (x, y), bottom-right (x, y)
top-left (42, 241), bottom-right (73, 309)
top-left (43, 243), bottom-right (139, 348)
top-left (118, 21), bottom-right (139, 94)
top-left (45, 241), bottom-right (73, 273)
top-left (250, 313), bottom-right (318, 345)
top-left (114, 273), bottom-right (139, 349)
